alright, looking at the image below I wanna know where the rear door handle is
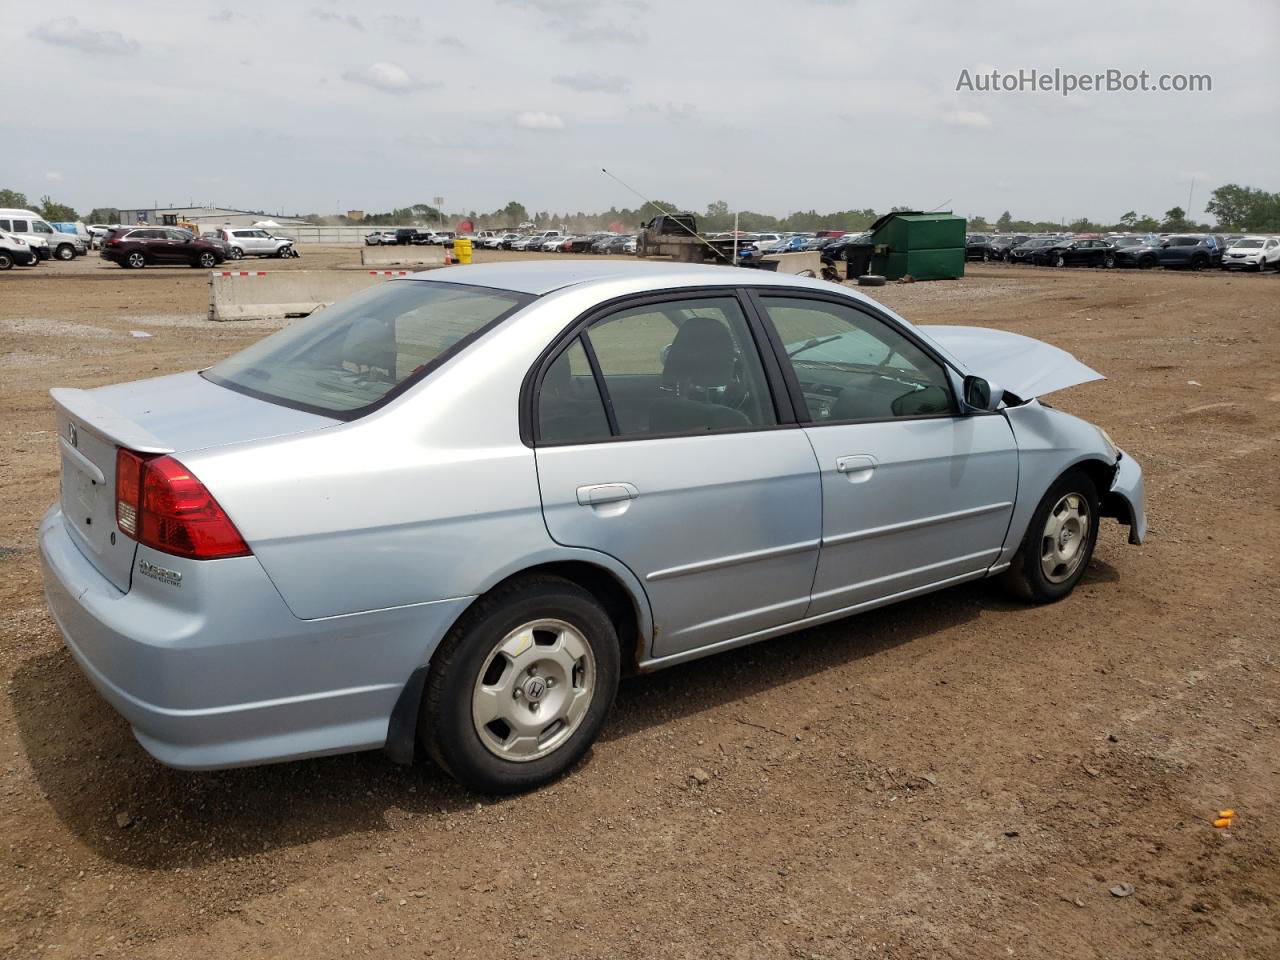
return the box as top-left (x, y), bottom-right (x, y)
top-left (576, 482), bottom-right (639, 506)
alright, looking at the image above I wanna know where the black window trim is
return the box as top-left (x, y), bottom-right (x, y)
top-left (520, 285), bottom-right (802, 448)
top-left (741, 286), bottom-right (976, 428)
top-left (202, 279), bottom-right (537, 422)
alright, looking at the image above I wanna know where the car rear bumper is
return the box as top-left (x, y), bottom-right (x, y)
top-left (38, 505), bottom-right (472, 769)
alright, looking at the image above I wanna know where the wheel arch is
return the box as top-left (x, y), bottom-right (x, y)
top-left (383, 552), bottom-right (653, 765)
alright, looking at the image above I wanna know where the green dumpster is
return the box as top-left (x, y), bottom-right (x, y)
top-left (867, 211), bottom-right (965, 280)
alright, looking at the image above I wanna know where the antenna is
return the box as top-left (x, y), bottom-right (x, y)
top-left (600, 168), bottom-right (731, 263)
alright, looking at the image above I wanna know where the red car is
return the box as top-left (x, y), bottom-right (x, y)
top-left (100, 227), bottom-right (226, 269)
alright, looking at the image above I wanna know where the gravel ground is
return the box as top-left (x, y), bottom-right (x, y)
top-left (1, 248), bottom-right (1277, 959)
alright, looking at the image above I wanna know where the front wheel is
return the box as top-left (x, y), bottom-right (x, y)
top-left (1103, 254), bottom-right (1115, 268)
top-left (1190, 255), bottom-right (1208, 271)
top-left (1054, 254), bottom-right (1067, 268)
top-left (419, 576), bottom-right (621, 793)
top-left (0, 252), bottom-right (12, 270)
top-left (124, 251), bottom-right (146, 269)
top-left (55, 243), bottom-right (76, 261)
top-left (196, 251), bottom-right (218, 268)
top-left (1003, 470), bottom-right (1099, 603)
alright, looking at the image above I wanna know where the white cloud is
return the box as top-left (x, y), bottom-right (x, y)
top-left (566, 23), bottom-right (646, 44)
top-left (341, 62), bottom-right (429, 95)
top-left (45, 171), bottom-right (64, 183)
top-left (311, 9), bottom-right (363, 30)
top-left (515, 111), bottom-right (566, 130)
top-left (553, 73), bottom-right (630, 94)
top-left (942, 109), bottom-right (993, 129)
top-left (30, 17), bottom-right (139, 56)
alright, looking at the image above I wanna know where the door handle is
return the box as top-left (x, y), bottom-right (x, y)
top-left (835, 455), bottom-right (876, 482)
top-left (576, 482), bottom-right (639, 506)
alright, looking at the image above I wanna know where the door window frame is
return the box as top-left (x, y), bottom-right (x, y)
top-left (740, 287), bottom-right (968, 428)
top-left (521, 286), bottom-right (803, 447)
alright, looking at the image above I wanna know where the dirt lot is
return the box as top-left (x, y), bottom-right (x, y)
top-left (1, 248), bottom-right (1277, 959)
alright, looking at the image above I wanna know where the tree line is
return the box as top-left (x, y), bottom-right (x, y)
top-left (5, 184), bottom-right (1278, 234)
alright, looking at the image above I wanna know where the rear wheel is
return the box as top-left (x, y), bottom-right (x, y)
top-left (419, 576), bottom-right (621, 793)
top-left (1190, 255), bottom-right (1208, 271)
top-left (1103, 254), bottom-right (1116, 268)
top-left (1003, 470), bottom-right (1099, 603)
top-left (124, 251), bottom-right (146, 269)
top-left (229, 246), bottom-right (244, 260)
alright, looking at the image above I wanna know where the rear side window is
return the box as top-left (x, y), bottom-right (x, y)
top-left (11, 220), bottom-right (29, 231)
top-left (536, 296), bottom-right (777, 444)
top-left (205, 281), bottom-right (532, 417)
top-left (537, 338), bottom-right (611, 444)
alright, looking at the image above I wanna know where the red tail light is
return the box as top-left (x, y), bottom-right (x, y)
top-left (115, 449), bottom-right (250, 560)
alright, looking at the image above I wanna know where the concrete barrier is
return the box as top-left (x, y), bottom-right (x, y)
top-left (361, 246), bottom-right (446, 267)
top-left (763, 251), bottom-right (822, 276)
top-left (208, 270), bottom-right (414, 321)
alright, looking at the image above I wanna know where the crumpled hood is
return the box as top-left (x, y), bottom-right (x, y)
top-left (918, 325), bottom-right (1104, 399)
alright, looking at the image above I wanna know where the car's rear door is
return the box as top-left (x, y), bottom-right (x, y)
top-left (532, 291), bottom-right (821, 663)
top-left (751, 291), bottom-right (1018, 618)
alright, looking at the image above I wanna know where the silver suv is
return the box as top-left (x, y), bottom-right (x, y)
top-left (215, 227), bottom-right (294, 260)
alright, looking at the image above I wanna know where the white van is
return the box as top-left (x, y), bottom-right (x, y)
top-left (0, 209), bottom-right (86, 260)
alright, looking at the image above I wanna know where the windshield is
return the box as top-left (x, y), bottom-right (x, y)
top-left (1233, 239), bottom-right (1264, 249)
top-left (204, 280), bottom-right (532, 417)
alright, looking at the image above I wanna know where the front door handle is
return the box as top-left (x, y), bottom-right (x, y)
top-left (576, 482), bottom-right (639, 506)
top-left (835, 455), bottom-right (876, 483)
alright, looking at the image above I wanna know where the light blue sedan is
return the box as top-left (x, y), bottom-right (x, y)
top-left (39, 261), bottom-right (1145, 792)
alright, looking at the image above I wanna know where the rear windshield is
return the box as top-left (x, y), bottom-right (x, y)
top-left (204, 280), bottom-right (532, 417)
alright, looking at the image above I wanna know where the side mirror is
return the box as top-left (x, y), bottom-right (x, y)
top-left (963, 375), bottom-right (1003, 413)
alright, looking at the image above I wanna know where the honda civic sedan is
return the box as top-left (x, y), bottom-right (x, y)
top-left (39, 261), bottom-right (1146, 793)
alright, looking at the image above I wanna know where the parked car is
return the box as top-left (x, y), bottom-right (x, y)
top-left (87, 224), bottom-right (111, 248)
top-left (1030, 238), bottom-right (1117, 268)
top-left (562, 234), bottom-right (607, 253)
top-left (39, 261), bottom-right (1145, 792)
top-left (99, 227), bottom-right (226, 269)
top-left (365, 231), bottom-right (387, 246)
top-left (511, 235), bottom-right (547, 252)
top-left (428, 231), bottom-right (457, 246)
top-left (965, 235), bottom-right (991, 261)
top-left (1221, 236), bottom-right (1279, 272)
top-left (492, 233), bottom-right (521, 249)
top-left (0, 229), bottom-right (40, 268)
top-left (0, 208), bottom-right (86, 260)
top-left (540, 235), bottom-right (565, 252)
top-left (751, 233), bottom-right (785, 252)
top-left (214, 227), bottom-right (294, 260)
top-left (985, 235), bottom-right (1030, 261)
top-left (1113, 234), bottom-right (1221, 270)
top-left (1007, 237), bottom-right (1066, 264)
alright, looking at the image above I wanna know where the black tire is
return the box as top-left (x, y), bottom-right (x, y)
top-left (124, 251), bottom-right (146, 269)
top-left (0, 252), bottom-right (12, 270)
top-left (229, 246), bottom-right (244, 260)
top-left (1190, 255), bottom-right (1208, 271)
top-left (1138, 256), bottom-right (1156, 270)
top-left (195, 251), bottom-right (217, 268)
top-left (1054, 254), bottom-right (1067, 268)
top-left (1103, 254), bottom-right (1116, 269)
top-left (857, 274), bottom-right (887, 287)
top-left (1002, 469), bottom-right (1100, 603)
top-left (419, 575), bottom-right (621, 793)
top-left (55, 243), bottom-right (76, 261)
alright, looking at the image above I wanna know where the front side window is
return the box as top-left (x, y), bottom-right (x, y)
top-left (32, 220), bottom-right (53, 234)
top-left (205, 281), bottom-right (531, 416)
top-left (581, 296), bottom-right (777, 438)
top-left (762, 297), bottom-right (955, 422)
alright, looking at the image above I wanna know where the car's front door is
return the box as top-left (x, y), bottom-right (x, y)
top-left (532, 292), bottom-right (822, 662)
top-left (753, 292), bottom-right (1019, 618)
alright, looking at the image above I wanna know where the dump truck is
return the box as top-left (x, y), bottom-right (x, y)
top-left (635, 213), bottom-right (739, 264)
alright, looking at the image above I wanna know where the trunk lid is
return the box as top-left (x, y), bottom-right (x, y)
top-left (51, 372), bottom-right (338, 592)
top-left (916, 325), bottom-right (1104, 400)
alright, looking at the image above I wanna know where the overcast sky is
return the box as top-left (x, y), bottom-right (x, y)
top-left (5, 0), bottom-right (1277, 223)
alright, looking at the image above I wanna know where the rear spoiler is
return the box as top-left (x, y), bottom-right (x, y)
top-left (50, 388), bottom-right (175, 454)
